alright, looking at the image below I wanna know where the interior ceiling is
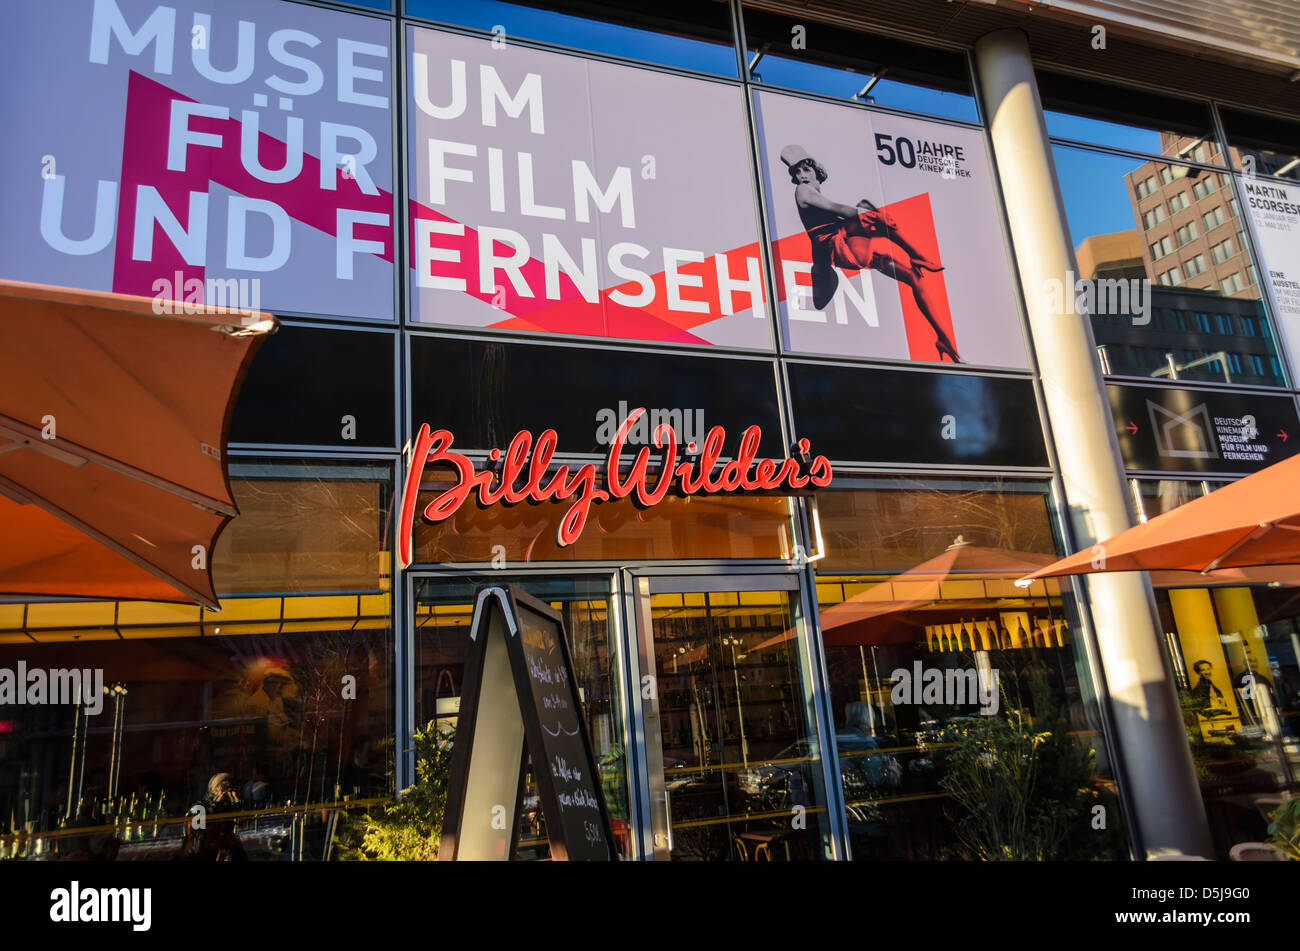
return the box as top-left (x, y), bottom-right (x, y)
top-left (744, 0), bottom-right (1300, 119)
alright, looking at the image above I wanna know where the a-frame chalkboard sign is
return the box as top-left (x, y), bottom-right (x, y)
top-left (439, 585), bottom-right (617, 861)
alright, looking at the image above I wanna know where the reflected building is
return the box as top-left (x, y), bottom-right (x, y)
top-left (1080, 228), bottom-right (1281, 386)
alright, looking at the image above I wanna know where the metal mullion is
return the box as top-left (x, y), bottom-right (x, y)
top-left (607, 568), bottom-right (646, 860)
top-left (796, 556), bottom-right (847, 860)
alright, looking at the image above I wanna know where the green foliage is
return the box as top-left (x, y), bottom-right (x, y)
top-left (335, 721), bottom-right (454, 861)
top-left (1266, 795), bottom-right (1300, 861)
top-left (939, 667), bottom-right (1122, 861)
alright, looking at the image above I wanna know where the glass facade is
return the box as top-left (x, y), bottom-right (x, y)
top-left (2, 0), bottom-right (1300, 866)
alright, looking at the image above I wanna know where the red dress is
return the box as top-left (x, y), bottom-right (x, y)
top-left (801, 208), bottom-right (910, 310)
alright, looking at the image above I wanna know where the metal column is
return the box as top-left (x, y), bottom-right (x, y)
top-left (973, 28), bottom-right (1213, 858)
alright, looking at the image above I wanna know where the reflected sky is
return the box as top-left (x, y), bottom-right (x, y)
top-left (1052, 145), bottom-right (1146, 249)
top-left (404, 0), bottom-right (739, 75)
top-left (752, 56), bottom-right (978, 123)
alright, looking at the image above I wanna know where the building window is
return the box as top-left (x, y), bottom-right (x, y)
top-left (1143, 205), bottom-right (1167, 228)
top-left (1192, 177), bottom-right (1218, 200)
top-left (1202, 207), bottom-right (1227, 231)
top-left (0, 459), bottom-right (398, 859)
top-left (1168, 191), bottom-right (1190, 213)
top-left (1159, 267), bottom-right (1181, 286)
top-left (1210, 237), bottom-right (1235, 264)
top-left (1219, 273), bottom-right (1246, 294)
top-left (1183, 255), bottom-right (1207, 278)
top-left (1194, 311), bottom-right (1212, 332)
top-left (1175, 221), bottom-right (1198, 245)
top-left (1135, 176), bottom-right (1157, 199)
top-left (1151, 236), bottom-right (1174, 260)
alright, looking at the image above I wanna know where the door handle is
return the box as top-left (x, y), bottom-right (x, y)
top-left (664, 787), bottom-right (674, 853)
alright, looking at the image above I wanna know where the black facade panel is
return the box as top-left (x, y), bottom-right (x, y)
top-left (409, 336), bottom-right (784, 456)
top-left (231, 324), bottom-right (397, 447)
top-left (788, 363), bottom-right (1049, 467)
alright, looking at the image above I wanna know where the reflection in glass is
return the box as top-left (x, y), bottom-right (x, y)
top-left (1038, 71), bottom-right (1221, 165)
top-left (1054, 145), bottom-right (1283, 386)
top-left (1155, 582), bottom-right (1300, 857)
top-left (1221, 108), bottom-right (1300, 182)
top-left (644, 587), bottom-right (830, 860)
top-left (412, 576), bottom-right (631, 858)
top-left (0, 461), bottom-right (395, 861)
top-left (741, 8), bottom-right (977, 123)
top-left (814, 481), bottom-right (1124, 859)
top-left (403, 0), bottom-right (738, 76)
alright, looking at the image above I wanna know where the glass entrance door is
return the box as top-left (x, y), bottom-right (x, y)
top-left (629, 572), bottom-right (834, 860)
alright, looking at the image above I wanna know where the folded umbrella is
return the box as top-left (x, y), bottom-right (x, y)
top-left (0, 280), bottom-right (275, 609)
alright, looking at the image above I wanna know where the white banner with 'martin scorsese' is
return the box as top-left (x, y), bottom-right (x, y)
top-left (1242, 177), bottom-right (1300, 376)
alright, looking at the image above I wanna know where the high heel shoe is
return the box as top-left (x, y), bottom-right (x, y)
top-left (914, 259), bottom-right (945, 274)
top-left (936, 338), bottom-right (961, 363)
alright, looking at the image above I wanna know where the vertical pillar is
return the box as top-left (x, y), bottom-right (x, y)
top-left (974, 29), bottom-right (1213, 858)
top-left (1212, 587), bottom-right (1270, 681)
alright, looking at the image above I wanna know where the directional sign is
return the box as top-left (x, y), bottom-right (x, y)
top-left (439, 585), bottom-right (616, 861)
top-left (1108, 383), bottom-right (1300, 474)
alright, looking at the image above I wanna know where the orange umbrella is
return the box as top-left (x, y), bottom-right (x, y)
top-left (754, 539), bottom-right (1058, 652)
top-left (0, 280), bottom-right (275, 609)
top-left (1017, 454), bottom-right (1300, 586)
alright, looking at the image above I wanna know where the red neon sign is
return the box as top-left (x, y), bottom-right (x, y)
top-left (397, 407), bottom-right (831, 566)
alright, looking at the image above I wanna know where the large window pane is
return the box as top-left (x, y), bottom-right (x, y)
top-left (813, 479), bottom-right (1125, 860)
top-left (412, 575), bottom-right (631, 858)
top-left (1133, 477), bottom-right (1300, 857)
top-left (1054, 145), bottom-right (1284, 386)
top-left (1155, 583), bottom-right (1300, 857)
top-left (0, 461), bottom-right (394, 861)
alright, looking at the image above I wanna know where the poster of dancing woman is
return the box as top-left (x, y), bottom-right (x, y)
top-left (756, 90), bottom-right (1029, 369)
